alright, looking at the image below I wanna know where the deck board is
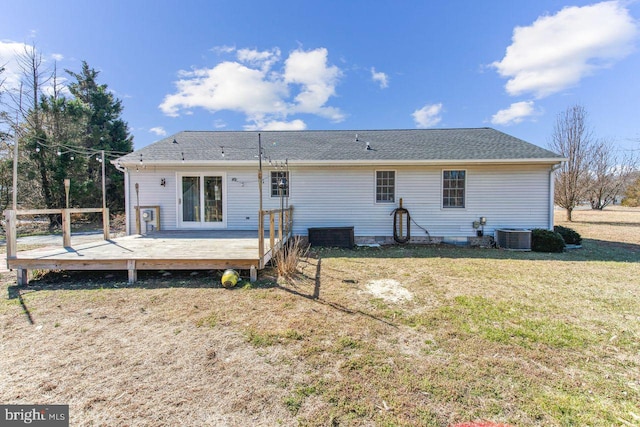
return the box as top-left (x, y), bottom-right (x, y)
top-left (7, 230), bottom-right (283, 284)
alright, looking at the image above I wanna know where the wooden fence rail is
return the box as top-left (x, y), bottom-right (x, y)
top-left (3, 208), bottom-right (110, 261)
top-left (258, 206), bottom-right (293, 268)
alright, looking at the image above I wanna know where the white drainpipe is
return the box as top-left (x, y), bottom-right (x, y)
top-left (549, 163), bottom-right (562, 230)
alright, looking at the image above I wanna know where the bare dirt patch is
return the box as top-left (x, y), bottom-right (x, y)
top-left (1, 207), bottom-right (639, 426)
top-left (364, 278), bottom-right (414, 303)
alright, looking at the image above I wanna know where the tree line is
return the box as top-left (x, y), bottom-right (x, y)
top-left (0, 45), bottom-right (133, 228)
top-left (550, 104), bottom-right (638, 221)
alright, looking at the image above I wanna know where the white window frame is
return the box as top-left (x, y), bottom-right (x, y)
top-left (442, 169), bottom-right (466, 209)
top-left (375, 170), bottom-right (396, 204)
top-left (270, 170), bottom-right (290, 198)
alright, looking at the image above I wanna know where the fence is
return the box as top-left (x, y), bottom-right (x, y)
top-left (258, 206), bottom-right (293, 268)
top-left (3, 208), bottom-right (110, 260)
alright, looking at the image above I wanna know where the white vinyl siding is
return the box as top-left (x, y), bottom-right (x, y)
top-left (126, 164), bottom-right (553, 238)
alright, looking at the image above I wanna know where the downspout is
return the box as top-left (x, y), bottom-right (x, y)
top-left (110, 160), bottom-right (129, 235)
top-left (548, 163), bottom-right (562, 230)
top-left (124, 168), bottom-right (130, 235)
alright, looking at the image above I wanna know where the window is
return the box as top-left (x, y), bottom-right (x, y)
top-left (443, 170), bottom-right (465, 208)
top-left (271, 171), bottom-right (289, 197)
top-left (376, 171), bottom-right (395, 203)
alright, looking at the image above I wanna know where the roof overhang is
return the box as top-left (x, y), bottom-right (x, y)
top-left (113, 158), bottom-right (566, 169)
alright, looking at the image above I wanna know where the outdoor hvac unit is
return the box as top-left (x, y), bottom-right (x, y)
top-left (308, 226), bottom-right (355, 248)
top-left (496, 229), bottom-right (532, 251)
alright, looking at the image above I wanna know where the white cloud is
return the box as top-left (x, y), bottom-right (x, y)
top-left (160, 47), bottom-right (344, 128)
top-left (371, 67), bottom-right (389, 88)
top-left (284, 48), bottom-right (344, 120)
top-left (491, 101), bottom-right (538, 125)
top-left (0, 41), bottom-right (31, 92)
top-left (493, 1), bottom-right (638, 98)
top-left (211, 45), bottom-right (236, 54)
top-left (237, 47), bottom-right (280, 71)
top-left (149, 126), bottom-right (167, 136)
top-left (412, 103), bottom-right (443, 128)
top-left (51, 53), bottom-right (64, 61)
top-left (244, 119), bottom-right (307, 131)
top-left (160, 61), bottom-right (288, 119)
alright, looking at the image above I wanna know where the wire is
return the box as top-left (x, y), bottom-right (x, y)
top-left (29, 136), bottom-right (131, 160)
top-left (410, 216), bottom-right (431, 243)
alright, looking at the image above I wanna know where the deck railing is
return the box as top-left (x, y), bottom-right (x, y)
top-left (258, 206), bottom-right (293, 268)
top-left (3, 208), bottom-right (110, 261)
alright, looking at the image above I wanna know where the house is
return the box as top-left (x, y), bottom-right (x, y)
top-left (114, 128), bottom-right (564, 245)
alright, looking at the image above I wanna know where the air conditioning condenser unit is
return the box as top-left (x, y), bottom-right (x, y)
top-left (496, 229), bottom-right (531, 251)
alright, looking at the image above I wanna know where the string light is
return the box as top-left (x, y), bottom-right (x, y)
top-left (25, 135), bottom-right (130, 161)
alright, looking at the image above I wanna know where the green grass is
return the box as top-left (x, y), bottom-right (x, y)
top-left (1, 207), bottom-right (638, 426)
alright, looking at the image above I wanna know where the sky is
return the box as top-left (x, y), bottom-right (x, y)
top-left (1, 0), bottom-right (639, 153)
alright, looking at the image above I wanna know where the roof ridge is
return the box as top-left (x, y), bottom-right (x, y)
top-left (179, 127), bottom-right (494, 133)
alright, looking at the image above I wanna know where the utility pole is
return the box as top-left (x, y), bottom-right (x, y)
top-left (12, 128), bottom-right (18, 210)
top-left (101, 150), bottom-right (106, 209)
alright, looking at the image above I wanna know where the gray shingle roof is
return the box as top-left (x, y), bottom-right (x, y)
top-left (116, 128), bottom-right (563, 164)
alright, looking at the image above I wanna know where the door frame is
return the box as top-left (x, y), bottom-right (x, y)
top-left (176, 172), bottom-right (227, 229)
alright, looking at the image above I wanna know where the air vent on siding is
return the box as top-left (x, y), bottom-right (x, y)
top-left (496, 229), bottom-right (532, 251)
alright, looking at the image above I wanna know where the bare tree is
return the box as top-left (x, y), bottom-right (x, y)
top-left (550, 105), bottom-right (594, 221)
top-left (586, 140), bottom-right (638, 209)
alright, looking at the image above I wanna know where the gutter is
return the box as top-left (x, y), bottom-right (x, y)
top-left (116, 158), bottom-right (568, 168)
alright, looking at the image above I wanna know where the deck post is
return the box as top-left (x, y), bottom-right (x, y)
top-left (127, 259), bottom-right (137, 284)
top-left (269, 212), bottom-right (275, 252)
top-left (103, 208), bottom-right (110, 240)
top-left (278, 209), bottom-right (283, 242)
top-left (250, 265), bottom-right (257, 282)
top-left (4, 210), bottom-right (17, 263)
top-left (62, 209), bottom-right (71, 247)
top-left (16, 269), bottom-right (29, 286)
top-left (258, 210), bottom-right (265, 268)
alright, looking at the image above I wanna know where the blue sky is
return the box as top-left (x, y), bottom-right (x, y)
top-left (2, 0), bottom-right (639, 152)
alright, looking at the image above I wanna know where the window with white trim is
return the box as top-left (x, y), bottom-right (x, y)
top-left (443, 170), bottom-right (465, 208)
top-left (376, 171), bottom-right (395, 203)
top-left (271, 171), bottom-right (289, 197)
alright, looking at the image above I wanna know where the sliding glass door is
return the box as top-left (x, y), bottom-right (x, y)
top-left (178, 173), bottom-right (225, 228)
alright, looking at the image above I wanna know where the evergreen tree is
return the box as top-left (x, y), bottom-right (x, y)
top-left (66, 61), bottom-right (133, 210)
top-left (622, 174), bottom-right (640, 207)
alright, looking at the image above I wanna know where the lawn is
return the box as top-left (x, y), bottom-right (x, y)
top-left (1, 207), bottom-right (638, 426)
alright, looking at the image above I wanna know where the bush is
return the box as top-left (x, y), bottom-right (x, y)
top-left (532, 229), bottom-right (566, 253)
top-left (273, 236), bottom-right (310, 279)
top-left (554, 225), bottom-right (582, 245)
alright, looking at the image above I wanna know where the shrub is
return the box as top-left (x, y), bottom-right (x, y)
top-left (554, 225), bottom-right (582, 245)
top-left (273, 236), bottom-right (310, 279)
top-left (531, 229), bottom-right (565, 253)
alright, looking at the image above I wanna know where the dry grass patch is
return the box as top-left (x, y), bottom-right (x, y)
top-left (1, 207), bottom-right (639, 426)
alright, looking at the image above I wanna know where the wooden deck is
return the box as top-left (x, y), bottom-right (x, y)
top-left (7, 230), bottom-right (285, 285)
